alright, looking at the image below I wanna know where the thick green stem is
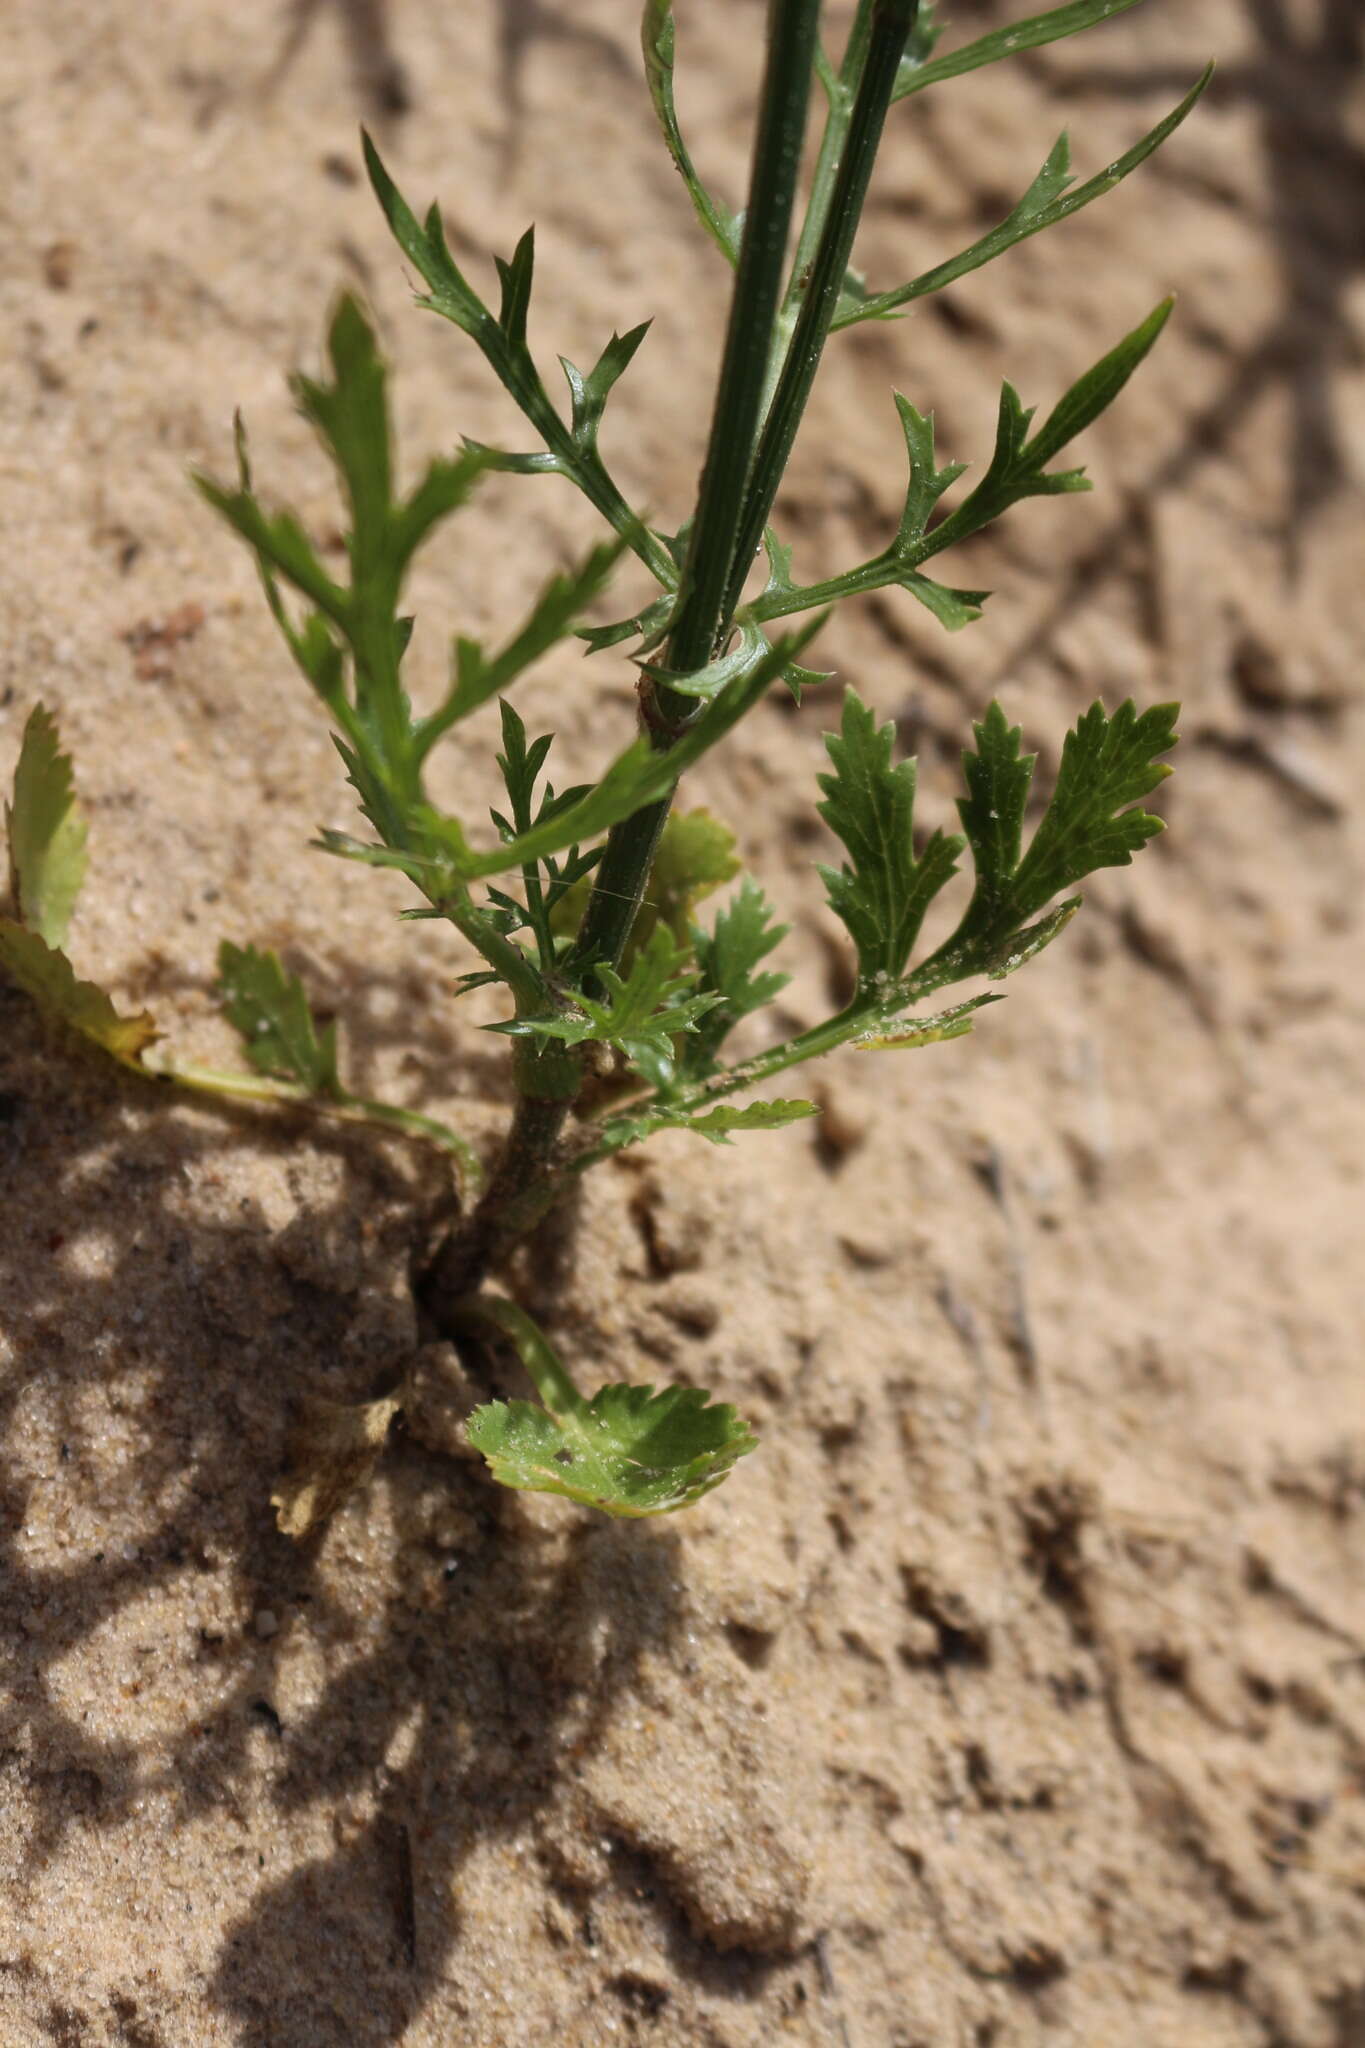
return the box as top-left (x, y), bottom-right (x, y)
top-left (570, 0), bottom-right (821, 989)
top-left (722, 0), bottom-right (918, 625)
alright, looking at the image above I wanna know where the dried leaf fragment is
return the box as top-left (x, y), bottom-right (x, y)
top-left (272, 1389), bottom-right (404, 1537)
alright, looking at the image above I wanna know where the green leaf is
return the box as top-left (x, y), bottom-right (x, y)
top-left (0, 921), bottom-right (159, 1068)
top-left (635, 806), bottom-right (740, 954)
top-left (949, 700), bottom-right (1037, 949)
top-left (5, 705), bottom-right (88, 948)
top-left (364, 134), bottom-right (675, 590)
top-left (751, 305), bottom-right (1176, 628)
top-left (427, 617), bottom-right (823, 882)
top-left (641, 0), bottom-right (743, 265)
top-left (577, 589), bottom-right (676, 657)
top-left (561, 325), bottom-right (653, 451)
top-left (418, 535), bottom-right (627, 749)
top-left (893, 0), bottom-right (1146, 102)
top-left (292, 294), bottom-right (393, 578)
top-left (816, 689), bottom-right (964, 987)
top-left (461, 1293), bottom-right (756, 1515)
top-left (924, 699), bottom-right (1177, 971)
top-left (469, 1385), bottom-right (756, 1515)
top-left (893, 399), bottom-right (968, 543)
top-left (1010, 699), bottom-right (1178, 917)
top-left (583, 1095), bottom-right (818, 1162)
top-left (683, 876), bottom-right (790, 1076)
top-left (838, 72), bottom-right (1211, 329)
top-left (501, 926), bottom-right (717, 1091)
top-left (216, 942), bottom-right (342, 1095)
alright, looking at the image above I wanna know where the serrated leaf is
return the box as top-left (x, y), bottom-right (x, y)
top-left (0, 921), bottom-right (158, 1067)
top-left (293, 293), bottom-right (392, 572)
top-left (577, 589), bottom-right (676, 656)
top-left (950, 701), bottom-right (1038, 949)
top-left (560, 324), bottom-right (652, 451)
top-left (459, 1291), bottom-right (753, 1515)
top-left (923, 700), bottom-right (1176, 975)
top-left (641, 0), bottom-right (743, 265)
top-left (1010, 700), bottom-right (1178, 917)
top-left (468, 1382), bottom-right (755, 1515)
top-left (217, 941), bottom-right (341, 1095)
top-left (902, 572), bottom-right (990, 631)
top-left (5, 705), bottom-right (88, 948)
top-left (502, 926), bottom-right (717, 1090)
top-left (893, 399), bottom-right (968, 545)
top-left (817, 689), bottom-right (964, 986)
top-left (272, 1389), bottom-right (403, 1537)
top-left (683, 876), bottom-right (790, 1077)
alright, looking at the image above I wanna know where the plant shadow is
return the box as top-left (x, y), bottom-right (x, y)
top-left (0, 991), bottom-right (687, 2046)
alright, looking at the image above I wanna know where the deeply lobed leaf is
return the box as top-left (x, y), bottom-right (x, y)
top-left (817, 689), bottom-right (963, 986)
top-left (217, 942), bottom-right (342, 1095)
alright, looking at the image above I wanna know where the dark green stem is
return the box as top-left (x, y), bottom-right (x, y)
top-left (722, 0), bottom-right (918, 625)
top-left (571, 0), bottom-right (821, 988)
top-left (422, 1090), bottom-right (572, 1321)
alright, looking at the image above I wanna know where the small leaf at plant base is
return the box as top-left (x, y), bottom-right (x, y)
top-left (217, 942), bottom-right (342, 1095)
top-left (272, 1389), bottom-right (404, 1537)
top-left (5, 705), bottom-right (89, 949)
top-left (467, 1381), bottom-right (756, 1517)
top-left (0, 922), bottom-right (158, 1067)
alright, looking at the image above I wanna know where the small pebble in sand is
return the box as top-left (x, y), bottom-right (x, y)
top-left (253, 1609), bottom-right (279, 1640)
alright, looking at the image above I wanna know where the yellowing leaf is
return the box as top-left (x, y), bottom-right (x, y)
top-left (6, 704), bottom-right (88, 947)
top-left (637, 805), bottom-right (740, 952)
top-left (0, 920), bottom-right (159, 1066)
top-left (271, 1389), bottom-right (403, 1537)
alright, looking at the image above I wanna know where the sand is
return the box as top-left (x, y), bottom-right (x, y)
top-left (2, 0), bottom-right (1364, 2042)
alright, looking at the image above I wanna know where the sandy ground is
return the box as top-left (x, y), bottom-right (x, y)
top-left (2, 0), bottom-right (1364, 2042)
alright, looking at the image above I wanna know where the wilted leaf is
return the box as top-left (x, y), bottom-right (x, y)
top-left (0, 921), bottom-right (158, 1066)
top-left (272, 1389), bottom-right (403, 1537)
top-left (5, 705), bottom-right (89, 948)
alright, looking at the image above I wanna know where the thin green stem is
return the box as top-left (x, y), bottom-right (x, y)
top-left (450, 1293), bottom-right (586, 1418)
top-left (570, 0), bottom-right (821, 988)
top-left (723, 0), bottom-right (918, 625)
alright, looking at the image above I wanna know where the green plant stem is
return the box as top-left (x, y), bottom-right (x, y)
top-left (423, 1091), bottom-right (572, 1320)
top-left (427, 0), bottom-right (823, 1311)
top-left (570, 0), bottom-right (821, 991)
top-left (154, 1060), bottom-right (483, 1189)
top-left (723, 0), bottom-right (918, 624)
